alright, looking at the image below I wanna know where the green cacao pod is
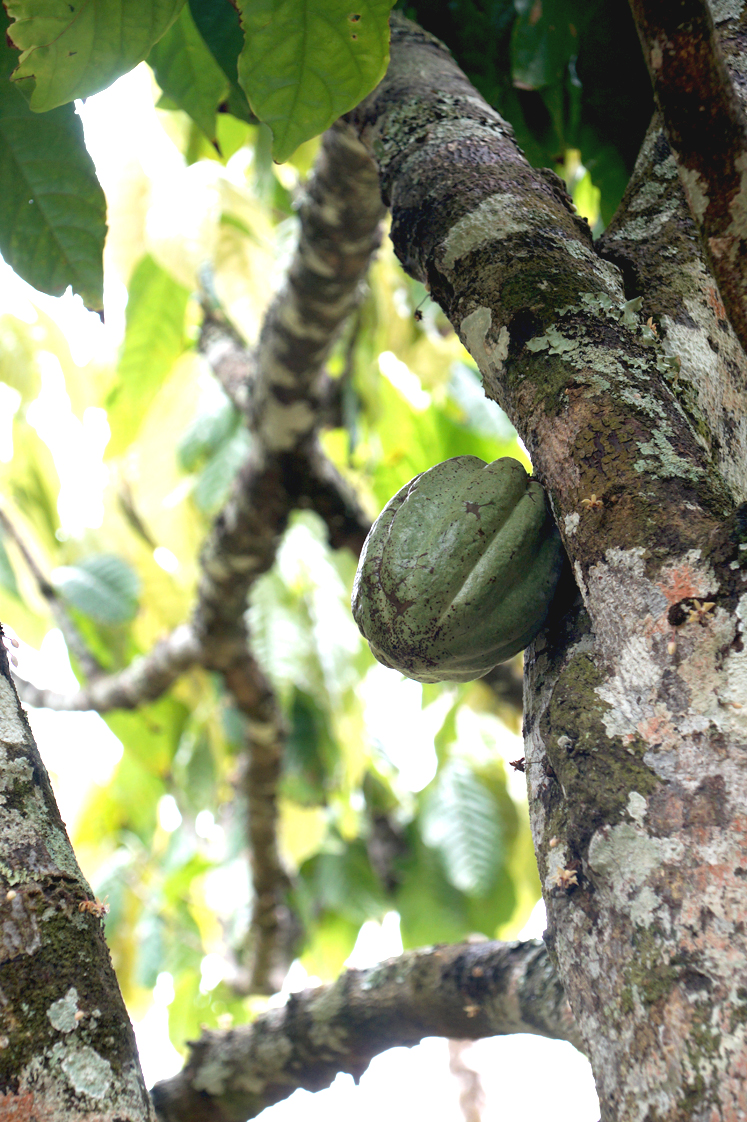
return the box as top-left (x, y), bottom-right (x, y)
top-left (351, 456), bottom-right (564, 683)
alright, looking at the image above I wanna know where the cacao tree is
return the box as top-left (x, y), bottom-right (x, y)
top-left (1, 2), bottom-right (746, 1121)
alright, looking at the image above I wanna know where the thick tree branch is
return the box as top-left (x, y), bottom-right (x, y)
top-left (150, 939), bottom-right (579, 1122)
top-left (598, 113), bottom-right (747, 503)
top-left (628, 0), bottom-right (747, 356)
top-left (14, 125), bottom-right (384, 993)
top-left (345, 16), bottom-right (747, 1119)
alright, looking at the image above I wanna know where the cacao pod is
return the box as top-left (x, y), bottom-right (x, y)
top-left (351, 456), bottom-right (564, 683)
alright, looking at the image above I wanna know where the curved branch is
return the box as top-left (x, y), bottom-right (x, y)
top-left (150, 939), bottom-right (579, 1122)
top-left (13, 624), bottom-right (201, 712)
top-left (628, 0), bottom-right (747, 356)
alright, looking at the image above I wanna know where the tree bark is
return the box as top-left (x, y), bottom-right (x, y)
top-left (347, 14), bottom-right (747, 1120)
top-left (0, 636), bottom-right (153, 1120)
top-left (150, 939), bottom-right (577, 1122)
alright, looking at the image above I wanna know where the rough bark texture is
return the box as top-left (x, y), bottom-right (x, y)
top-left (347, 15), bottom-right (747, 1120)
top-left (0, 638), bottom-right (153, 1121)
top-left (598, 114), bottom-right (747, 504)
top-left (150, 939), bottom-right (577, 1122)
top-left (628, 0), bottom-right (747, 357)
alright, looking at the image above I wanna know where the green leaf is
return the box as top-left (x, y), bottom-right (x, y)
top-left (5, 0), bottom-right (186, 112)
top-left (236, 0), bottom-right (394, 162)
top-left (193, 428), bottom-right (250, 513)
top-left (283, 686), bottom-right (339, 804)
top-left (148, 4), bottom-right (228, 141)
top-left (177, 392), bottom-right (238, 470)
top-left (185, 0), bottom-right (256, 123)
top-left (52, 553), bottom-right (141, 625)
top-left (189, 0), bottom-right (243, 84)
top-left (0, 12), bottom-right (106, 309)
top-left (0, 531), bottom-right (19, 599)
top-left (299, 838), bottom-right (387, 926)
top-left (510, 0), bottom-right (587, 92)
top-left (107, 255), bottom-right (190, 457)
top-left (420, 762), bottom-right (504, 896)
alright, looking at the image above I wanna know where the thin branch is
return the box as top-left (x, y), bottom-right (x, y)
top-left (198, 302), bottom-right (255, 416)
top-left (150, 939), bottom-right (579, 1122)
top-left (449, 1039), bottom-right (486, 1122)
top-left (628, 0), bottom-right (747, 357)
top-left (0, 505), bottom-right (104, 681)
top-left (13, 624), bottom-right (201, 712)
top-left (217, 645), bottom-right (297, 995)
top-left (251, 122), bottom-right (385, 453)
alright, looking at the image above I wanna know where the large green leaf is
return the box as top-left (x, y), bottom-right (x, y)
top-left (5, 0), bottom-right (185, 112)
top-left (148, 4), bottom-right (228, 140)
top-left (188, 0), bottom-right (256, 124)
top-left (0, 13), bottom-right (105, 309)
top-left (420, 762), bottom-right (504, 897)
top-left (52, 553), bottom-right (141, 624)
top-left (189, 0), bottom-right (243, 84)
top-left (106, 255), bottom-right (189, 457)
top-left (236, 0), bottom-right (394, 162)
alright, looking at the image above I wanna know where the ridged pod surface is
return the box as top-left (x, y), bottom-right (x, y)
top-left (351, 456), bottom-right (564, 683)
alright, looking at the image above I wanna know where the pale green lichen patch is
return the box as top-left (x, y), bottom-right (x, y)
top-left (712, 0), bottom-right (746, 21)
top-left (440, 193), bottom-right (530, 271)
top-left (587, 823), bottom-right (684, 927)
top-left (193, 1053), bottom-right (233, 1096)
top-left (56, 1042), bottom-right (112, 1099)
top-left (0, 675), bottom-right (29, 748)
top-left (634, 430), bottom-right (703, 481)
top-left (47, 987), bottom-right (80, 1033)
top-left (679, 165), bottom-right (710, 222)
top-left (460, 307), bottom-right (510, 380)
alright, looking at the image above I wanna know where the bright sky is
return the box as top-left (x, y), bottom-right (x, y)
top-left (2, 63), bottom-right (600, 1122)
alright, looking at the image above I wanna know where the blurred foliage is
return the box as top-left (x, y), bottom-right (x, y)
top-left (0, 0), bottom-right (655, 1061)
top-left (0, 77), bottom-right (540, 1052)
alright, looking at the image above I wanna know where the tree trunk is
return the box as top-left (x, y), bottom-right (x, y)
top-left (0, 636), bottom-right (153, 1120)
top-left (348, 13), bottom-right (747, 1120)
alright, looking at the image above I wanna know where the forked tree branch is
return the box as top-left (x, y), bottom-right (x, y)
top-left (628, 0), bottom-right (747, 356)
top-left (150, 939), bottom-right (579, 1122)
top-left (14, 121), bottom-right (385, 995)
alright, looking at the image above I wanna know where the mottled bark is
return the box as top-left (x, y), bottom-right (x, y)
top-left (348, 15), bottom-right (747, 1120)
top-left (598, 114), bottom-right (747, 503)
top-left (628, 0), bottom-right (747, 357)
top-left (150, 939), bottom-right (577, 1122)
top-left (0, 637), bottom-right (153, 1121)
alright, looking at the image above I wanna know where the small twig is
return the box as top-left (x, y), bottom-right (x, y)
top-left (0, 505), bottom-right (104, 681)
top-left (449, 1039), bottom-right (486, 1122)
